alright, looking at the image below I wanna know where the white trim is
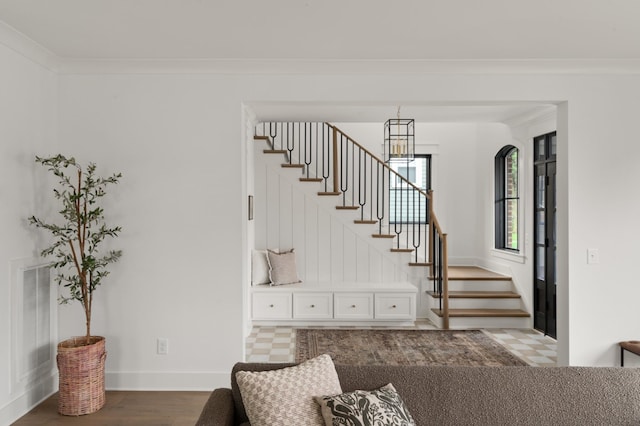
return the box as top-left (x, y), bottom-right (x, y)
top-left (490, 248), bottom-right (526, 264)
top-left (0, 20), bottom-right (58, 71)
top-left (0, 373), bottom-right (57, 426)
top-left (54, 58), bottom-right (640, 75)
top-left (105, 371), bottom-right (229, 391)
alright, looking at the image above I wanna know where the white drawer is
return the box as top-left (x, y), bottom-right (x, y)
top-left (293, 293), bottom-right (333, 319)
top-left (334, 293), bottom-right (374, 319)
top-left (252, 292), bottom-right (292, 319)
top-left (375, 294), bottom-right (416, 320)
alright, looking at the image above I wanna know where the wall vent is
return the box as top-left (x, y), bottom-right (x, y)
top-left (11, 259), bottom-right (56, 394)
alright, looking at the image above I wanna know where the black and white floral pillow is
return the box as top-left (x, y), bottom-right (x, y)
top-left (315, 383), bottom-right (415, 426)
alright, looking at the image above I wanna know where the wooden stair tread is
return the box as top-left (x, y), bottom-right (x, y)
top-left (336, 206), bottom-right (359, 210)
top-left (282, 164), bottom-right (305, 168)
top-left (254, 135), bottom-right (269, 141)
top-left (446, 266), bottom-right (511, 281)
top-left (354, 220), bottom-right (377, 224)
top-left (431, 308), bottom-right (530, 318)
top-left (372, 234), bottom-right (395, 239)
top-left (409, 262), bottom-right (432, 267)
top-left (318, 192), bottom-right (341, 196)
top-left (264, 149), bottom-right (287, 154)
top-left (427, 291), bottom-right (521, 299)
top-left (391, 248), bottom-right (413, 253)
top-left (300, 178), bottom-right (323, 182)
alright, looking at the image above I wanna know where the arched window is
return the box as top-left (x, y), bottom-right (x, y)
top-left (495, 145), bottom-right (519, 251)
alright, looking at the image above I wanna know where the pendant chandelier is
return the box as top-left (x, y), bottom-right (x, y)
top-left (384, 106), bottom-right (415, 163)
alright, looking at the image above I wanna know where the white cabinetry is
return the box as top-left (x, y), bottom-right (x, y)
top-left (251, 292), bottom-right (292, 319)
top-left (251, 282), bottom-right (417, 325)
top-left (334, 293), bottom-right (374, 320)
top-left (293, 293), bottom-right (333, 319)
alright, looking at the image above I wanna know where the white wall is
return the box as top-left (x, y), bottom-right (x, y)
top-left (4, 45), bottom-right (640, 425)
top-left (49, 72), bottom-right (640, 385)
top-left (0, 38), bottom-right (58, 423)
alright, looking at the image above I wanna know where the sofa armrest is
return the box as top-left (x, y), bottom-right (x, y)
top-left (195, 388), bottom-right (235, 426)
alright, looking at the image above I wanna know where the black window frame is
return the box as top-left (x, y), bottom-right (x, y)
top-left (495, 145), bottom-right (520, 251)
top-left (389, 154), bottom-right (431, 225)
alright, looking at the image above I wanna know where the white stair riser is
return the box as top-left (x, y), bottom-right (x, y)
top-left (447, 280), bottom-right (513, 292)
top-left (430, 297), bottom-right (522, 310)
top-left (428, 313), bottom-right (531, 330)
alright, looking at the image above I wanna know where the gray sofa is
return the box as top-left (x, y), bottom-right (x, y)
top-left (196, 362), bottom-right (640, 425)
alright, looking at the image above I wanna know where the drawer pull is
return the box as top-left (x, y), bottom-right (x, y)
top-left (269, 304), bottom-right (274, 308)
top-left (391, 305), bottom-right (397, 308)
top-left (310, 304), bottom-right (315, 308)
top-left (351, 304), bottom-right (357, 308)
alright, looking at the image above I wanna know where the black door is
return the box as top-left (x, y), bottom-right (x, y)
top-left (533, 132), bottom-right (557, 338)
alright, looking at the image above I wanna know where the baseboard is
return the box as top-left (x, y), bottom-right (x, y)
top-left (0, 373), bottom-right (57, 425)
top-left (105, 371), bottom-right (230, 391)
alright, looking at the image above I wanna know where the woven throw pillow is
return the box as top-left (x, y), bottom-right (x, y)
top-left (267, 249), bottom-right (301, 285)
top-left (236, 354), bottom-right (341, 426)
top-left (315, 383), bottom-right (416, 426)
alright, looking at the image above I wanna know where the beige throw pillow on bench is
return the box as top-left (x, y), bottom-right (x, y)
top-left (267, 249), bottom-right (301, 286)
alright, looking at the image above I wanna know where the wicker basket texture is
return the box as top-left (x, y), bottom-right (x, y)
top-left (57, 336), bottom-right (107, 416)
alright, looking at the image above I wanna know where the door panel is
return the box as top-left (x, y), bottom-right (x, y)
top-left (533, 133), bottom-right (557, 338)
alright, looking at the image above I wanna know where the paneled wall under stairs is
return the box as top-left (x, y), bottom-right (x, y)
top-left (253, 143), bottom-right (412, 284)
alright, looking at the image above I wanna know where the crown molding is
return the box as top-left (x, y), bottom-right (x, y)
top-left (0, 21), bottom-right (58, 71)
top-left (54, 58), bottom-right (640, 75)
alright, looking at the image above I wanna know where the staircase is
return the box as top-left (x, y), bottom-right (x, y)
top-left (253, 122), bottom-right (530, 329)
top-left (427, 266), bottom-right (529, 328)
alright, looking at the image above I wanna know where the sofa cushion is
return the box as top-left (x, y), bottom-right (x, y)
top-left (315, 383), bottom-right (415, 426)
top-left (235, 354), bottom-right (341, 426)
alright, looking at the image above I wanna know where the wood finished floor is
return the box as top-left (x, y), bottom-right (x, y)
top-left (12, 391), bottom-right (210, 426)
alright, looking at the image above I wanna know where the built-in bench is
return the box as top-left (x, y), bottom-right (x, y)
top-left (250, 281), bottom-right (418, 326)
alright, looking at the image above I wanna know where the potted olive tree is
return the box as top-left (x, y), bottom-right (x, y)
top-left (29, 154), bottom-right (122, 416)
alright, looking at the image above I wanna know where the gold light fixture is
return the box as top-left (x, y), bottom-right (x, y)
top-left (384, 106), bottom-right (415, 163)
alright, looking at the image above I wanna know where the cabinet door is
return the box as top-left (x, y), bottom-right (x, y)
top-left (252, 293), bottom-right (292, 319)
top-left (375, 294), bottom-right (415, 320)
top-left (293, 293), bottom-right (333, 319)
top-left (334, 293), bottom-right (374, 319)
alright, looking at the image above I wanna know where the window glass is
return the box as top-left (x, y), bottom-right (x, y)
top-left (389, 155), bottom-right (430, 224)
top-left (495, 146), bottom-right (519, 251)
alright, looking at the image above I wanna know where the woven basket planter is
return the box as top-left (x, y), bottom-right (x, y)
top-left (57, 336), bottom-right (107, 416)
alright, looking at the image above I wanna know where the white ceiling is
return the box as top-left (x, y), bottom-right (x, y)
top-left (0, 0), bottom-right (639, 61)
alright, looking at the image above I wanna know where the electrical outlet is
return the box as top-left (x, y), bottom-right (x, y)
top-left (157, 338), bottom-right (169, 355)
top-left (587, 248), bottom-right (600, 264)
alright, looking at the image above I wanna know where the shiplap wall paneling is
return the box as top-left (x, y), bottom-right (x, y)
top-left (254, 165), bottom-right (267, 249)
top-left (342, 227), bottom-right (357, 282)
top-left (356, 236), bottom-right (370, 281)
top-left (317, 209), bottom-right (332, 282)
top-left (303, 196), bottom-right (319, 282)
top-left (265, 166), bottom-right (280, 249)
top-left (330, 216), bottom-right (344, 282)
top-left (278, 175), bottom-right (293, 251)
top-left (291, 188), bottom-right (307, 281)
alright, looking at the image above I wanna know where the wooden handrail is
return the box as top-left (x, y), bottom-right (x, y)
top-left (327, 124), bottom-right (432, 200)
top-left (442, 233), bottom-right (449, 330)
top-left (332, 126), bottom-right (339, 193)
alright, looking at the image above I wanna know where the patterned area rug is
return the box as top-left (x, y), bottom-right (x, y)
top-left (295, 329), bottom-right (528, 366)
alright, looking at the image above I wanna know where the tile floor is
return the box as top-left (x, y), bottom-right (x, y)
top-left (245, 320), bottom-right (557, 367)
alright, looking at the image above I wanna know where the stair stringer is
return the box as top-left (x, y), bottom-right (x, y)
top-left (254, 139), bottom-right (432, 316)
